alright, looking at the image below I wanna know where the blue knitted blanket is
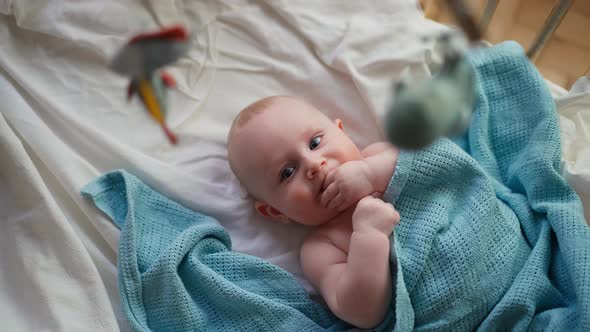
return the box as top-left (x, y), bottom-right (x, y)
top-left (381, 41), bottom-right (590, 331)
top-left (82, 41), bottom-right (590, 331)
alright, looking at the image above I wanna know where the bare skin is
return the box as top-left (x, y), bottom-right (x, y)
top-left (227, 96), bottom-right (399, 328)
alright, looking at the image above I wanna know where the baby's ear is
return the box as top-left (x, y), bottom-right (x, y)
top-left (254, 201), bottom-right (290, 224)
top-left (334, 118), bottom-right (344, 131)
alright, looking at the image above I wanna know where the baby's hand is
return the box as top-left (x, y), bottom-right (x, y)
top-left (321, 160), bottom-right (375, 211)
top-left (352, 196), bottom-right (400, 236)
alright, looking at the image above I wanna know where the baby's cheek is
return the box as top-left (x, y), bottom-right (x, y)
top-left (341, 141), bottom-right (363, 161)
top-left (285, 185), bottom-right (340, 225)
top-left (285, 187), bottom-right (316, 211)
top-left (287, 186), bottom-right (311, 202)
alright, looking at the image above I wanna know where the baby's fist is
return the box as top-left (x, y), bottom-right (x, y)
top-left (320, 161), bottom-right (374, 211)
top-left (352, 196), bottom-right (400, 236)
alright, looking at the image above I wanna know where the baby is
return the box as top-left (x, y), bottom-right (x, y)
top-left (227, 96), bottom-right (400, 328)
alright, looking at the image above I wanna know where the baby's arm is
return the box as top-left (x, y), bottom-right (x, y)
top-left (321, 142), bottom-right (397, 209)
top-left (300, 197), bottom-right (399, 328)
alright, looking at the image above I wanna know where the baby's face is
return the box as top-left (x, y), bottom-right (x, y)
top-left (230, 98), bottom-right (363, 225)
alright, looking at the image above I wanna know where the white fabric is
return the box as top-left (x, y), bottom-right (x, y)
top-left (558, 77), bottom-right (590, 222)
top-left (0, 0), bottom-right (588, 330)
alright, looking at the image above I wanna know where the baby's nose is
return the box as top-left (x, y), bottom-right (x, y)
top-left (306, 159), bottom-right (327, 179)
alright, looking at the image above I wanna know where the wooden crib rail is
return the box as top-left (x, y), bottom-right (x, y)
top-left (479, 0), bottom-right (499, 33)
top-left (526, 0), bottom-right (574, 61)
top-left (420, 0), bottom-right (589, 87)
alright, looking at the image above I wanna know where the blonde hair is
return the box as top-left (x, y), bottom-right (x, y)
top-left (232, 96), bottom-right (285, 130)
top-left (228, 95), bottom-right (303, 142)
top-left (227, 96), bottom-right (286, 180)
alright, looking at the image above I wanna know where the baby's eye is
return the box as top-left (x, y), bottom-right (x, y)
top-left (309, 136), bottom-right (322, 150)
top-left (280, 166), bottom-right (295, 182)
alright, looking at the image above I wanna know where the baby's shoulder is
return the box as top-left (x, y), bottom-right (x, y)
top-left (300, 222), bottom-right (351, 269)
top-left (315, 218), bottom-right (349, 238)
top-left (303, 218), bottom-right (353, 254)
top-left (303, 227), bottom-right (335, 245)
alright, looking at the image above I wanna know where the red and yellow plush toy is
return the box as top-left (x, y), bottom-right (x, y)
top-left (110, 25), bottom-right (190, 144)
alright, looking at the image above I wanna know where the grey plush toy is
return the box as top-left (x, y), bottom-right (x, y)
top-left (385, 32), bottom-right (475, 150)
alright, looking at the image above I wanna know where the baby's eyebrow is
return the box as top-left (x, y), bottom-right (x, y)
top-left (302, 127), bottom-right (318, 139)
top-left (266, 155), bottom-right (285, 180)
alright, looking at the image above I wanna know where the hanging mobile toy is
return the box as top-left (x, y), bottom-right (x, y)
top-left (385, 31), bottom-right (474, 150)
top-left (385, 0), bottom-right (481, 150)
top-left (110, 25), bottom-right (190, 144)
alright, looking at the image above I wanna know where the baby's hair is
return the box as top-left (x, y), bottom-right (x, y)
top-left (227, 96), bottom-right (287, 198)
top-left (234, 96), bottom-right (287, 127)
top-left (228, 95), bottom-right (301, 142)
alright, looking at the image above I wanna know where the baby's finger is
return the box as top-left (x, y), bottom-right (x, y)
top-left (328, 192), bottom-right (344, 210)
top-left (321, 183), bottom-right (338, 207)
top-left (370, 192), bottom-right (383, 199)
top-left (337, 197), bottom-right (353, 212)
top-left (392, 208), bottom-right (400, 223)
top-left (324, 171), bottom-right (336, 188)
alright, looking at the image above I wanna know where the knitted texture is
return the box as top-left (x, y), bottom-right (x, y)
top-left (81, 171), bottom-right (352, 331)
top-left (81, 41), bottom-right (590, 332)
top-left (383, 41), bottom-right (590, 331)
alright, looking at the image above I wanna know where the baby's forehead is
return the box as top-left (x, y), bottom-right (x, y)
top-left (229, 97), bottom-right (330, 157)
top-left (269, 98), bottom-right (330, 122)
top-left (246, 101), bottom-right (318, 129)
top-left (261, 97), bottom-right (314, 116)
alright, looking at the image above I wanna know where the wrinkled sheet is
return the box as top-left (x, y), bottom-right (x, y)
top-left (558, 77), bottom-right (590, 222)
top-left (0, 0), bottom-right (588, 330)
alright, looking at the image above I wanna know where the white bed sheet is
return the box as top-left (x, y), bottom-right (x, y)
top-left (0, 0), bottom-right (588, 330)
top-left (558, 77), bottom-right (590, 221)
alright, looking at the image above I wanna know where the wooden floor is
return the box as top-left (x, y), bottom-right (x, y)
top-left (422, 0), bottom-right (590, 89)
